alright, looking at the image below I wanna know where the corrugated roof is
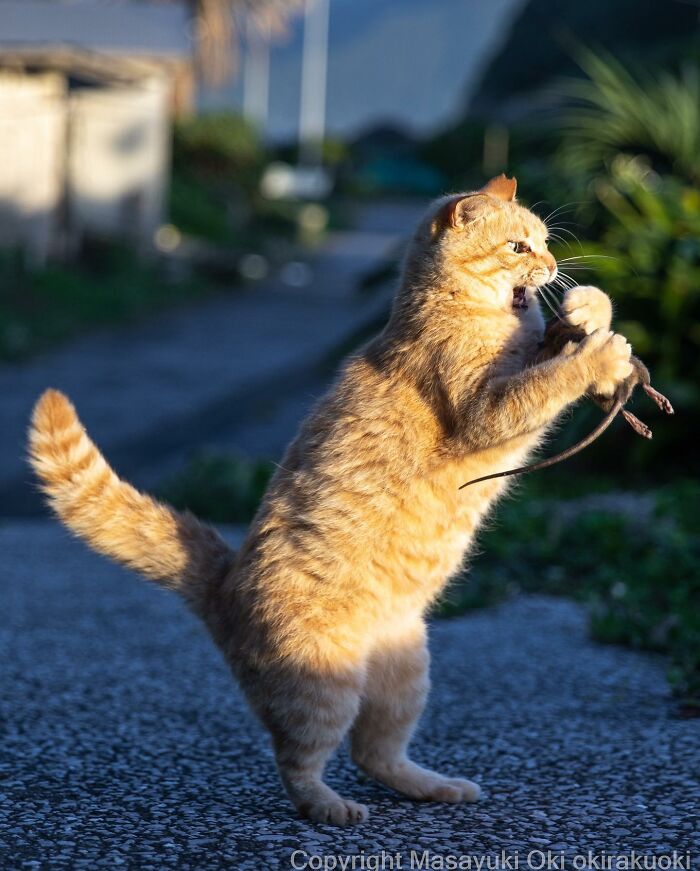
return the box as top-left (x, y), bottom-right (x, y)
top-left (0, 1), bottom-right (191, 58)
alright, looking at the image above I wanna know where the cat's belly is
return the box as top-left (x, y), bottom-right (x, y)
top-left (241, 431), bottom-right (545, 658)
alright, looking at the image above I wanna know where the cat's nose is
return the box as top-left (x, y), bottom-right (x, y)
top-left (545, 252), bottom-right (557, 281)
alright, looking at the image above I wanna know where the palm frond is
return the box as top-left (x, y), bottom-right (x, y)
top-left (190, 0), bottom-right (306, 86)
top-left (558, 48), bottom-right (700, 184)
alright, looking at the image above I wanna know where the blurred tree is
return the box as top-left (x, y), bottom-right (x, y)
top-left (156, 0), bottom-right (305, 86)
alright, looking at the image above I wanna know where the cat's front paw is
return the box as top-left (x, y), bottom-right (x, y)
top-left (562, 285), bottom-right (613, 334)
top-left (577, 328), bottom-right (633, 397)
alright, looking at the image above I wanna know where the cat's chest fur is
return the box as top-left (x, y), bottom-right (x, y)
top-left (255, 305), bottom-right (547, 620)
top-left (402, 431), bottom-right (541, 597)
top-left (307, 313), bottom-right (545, 604)
top-left (372, 309), bottom-right (546, 598)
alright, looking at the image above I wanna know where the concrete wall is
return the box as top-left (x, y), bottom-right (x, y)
top-left (0, 73), bottom-right (67, 264)
top-left (0, 69), bottom-right (172, 263)
top-left (68, 75), bottom-right (172, 250)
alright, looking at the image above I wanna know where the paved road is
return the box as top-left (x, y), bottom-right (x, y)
top-left (0, 200), bottom-right (426, 516)
top-left (2, 522), bottom-right (697, 869)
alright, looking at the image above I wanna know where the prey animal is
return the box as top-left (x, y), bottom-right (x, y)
top-left (460, 288), bottom-right (674, 489)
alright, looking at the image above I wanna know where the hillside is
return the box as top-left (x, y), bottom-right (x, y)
top-left (470, 0), bottom-right (699, 113)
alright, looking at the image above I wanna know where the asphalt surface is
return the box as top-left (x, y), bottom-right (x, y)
top-left (0, 199), bottom-right (425, 517)
top-left (1, 522), bottom-right (698, 870)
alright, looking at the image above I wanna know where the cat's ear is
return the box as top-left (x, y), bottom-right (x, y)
top-left (480, 174), bottom-right (517, 202)
top-left (430, 194), bottom-right (482, 237)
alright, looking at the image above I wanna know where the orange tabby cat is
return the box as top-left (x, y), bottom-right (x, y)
top-left (29, 175), bottom-right (632, 825)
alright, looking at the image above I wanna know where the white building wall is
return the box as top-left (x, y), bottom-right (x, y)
top-left (67, 75), bottom-right (172, 248)
top-left (0, 69), bottom-right (172, 260)
top-left (0, 73), bottom-right (67, 264)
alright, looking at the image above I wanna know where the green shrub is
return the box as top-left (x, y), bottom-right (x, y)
top-left (546, 156), bottom-right (700, 475)
top-left (173, 112), bottom-right (264, 183)
top-left (169, 174), bottom-right (236, 245)
top-left (570, 164), bottom-right (700, 379)
top-left (156, 452), bottom-right (274, 525)
top-left (170, 112), bottom-right (263, 247)
top-left (559, 51), bottom-right (700, 185)
top-left (170, 112), bottom-right (301, 249)
top-left (441, 480), bottom-right (700, 710)
top-left (0, 246), bottom-right (201, 361)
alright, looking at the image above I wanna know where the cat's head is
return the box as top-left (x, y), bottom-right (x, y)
top-left (410, 175), bottom-right (557, 312)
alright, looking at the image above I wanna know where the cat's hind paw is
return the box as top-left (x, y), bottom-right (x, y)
top-left (444, 777), bottom-right (481, 803)
top-left (300, 797), bottom-right (369, 826)
top-left (358, 758), bottom-right (480, 804)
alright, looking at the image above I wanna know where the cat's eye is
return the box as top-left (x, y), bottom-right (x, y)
top-left (507, 241), bottom-right (531, 254)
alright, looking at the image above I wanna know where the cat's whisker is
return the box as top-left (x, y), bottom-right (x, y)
top-left (550, 284), bottom-right (571, 299)
top-left (537, 284), bottom-right (564, 318)
top-left (546, 232), bottom-right (570, 247)
top-left (553, 266), bottom-right (577, 282)
top-left (549, 275), bottom-right (577, 295)
top-left (546, 281), bottom-right (567, 302)
top-left (549, 281), bottom-right (569, 295)
top-left (557, 254), bottom-right (619, 263)
top-left (555, 272), bottom-right (580, 291)
top-left (547, 218), bottom-right (582, 229)
top-left (547, 225), bottom-right (583, 246)
top-left (537, 293), bottom-right (559, 319)
top-left (543, 202), bottom-right (583, 224)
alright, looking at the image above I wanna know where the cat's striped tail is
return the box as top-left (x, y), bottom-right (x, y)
top-left (28, 389), bottom-right (235, 612)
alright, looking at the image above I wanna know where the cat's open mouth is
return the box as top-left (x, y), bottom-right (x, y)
top-left (512, 286), bottom-right (528, 310)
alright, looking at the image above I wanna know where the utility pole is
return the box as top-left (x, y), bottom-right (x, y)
top-left (243, 14), bottom-right (270, 132)
top-left (298, 0), bottom-right (329, 167)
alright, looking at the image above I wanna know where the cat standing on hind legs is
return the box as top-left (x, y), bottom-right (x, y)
top-left (29, 175), bottom-right (633, 825)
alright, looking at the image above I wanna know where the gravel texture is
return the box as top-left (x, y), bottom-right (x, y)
top-left (1, 522), bottom-right (698, 870)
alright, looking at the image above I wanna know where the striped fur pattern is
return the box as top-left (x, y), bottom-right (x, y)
top-left (28, 390), bottom-right (233, 617)
top-left (28, 176), bottom-right (632, 825)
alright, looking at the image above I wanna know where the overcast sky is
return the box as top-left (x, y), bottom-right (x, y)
top-left (202, 0), bottom-right (525, 142)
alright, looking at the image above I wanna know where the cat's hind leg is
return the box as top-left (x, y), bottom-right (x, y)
top-left (350, 619), bottom-right (480, 804)
top-left (256, 661), bottom-right (369, 825)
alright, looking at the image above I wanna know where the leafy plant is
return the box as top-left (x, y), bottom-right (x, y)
top-left (559, 51), bottom-right (700, 184)
top-left (156, 452), bottom-right (274, 525)
top-left (440, 480), bottom-right (700, 711)
top-left (546, 156), bottom-right (700, 475)
top-left (584, 162), bottom-right (700, 381)
top-left (169, 174), bottom-right (237, 245)
top-left (170, 112), bottom-right (300, 250)
top-left (173, 112), bottom-right (264, 183)
top-left (0, 246), bottom-right (201, 361)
